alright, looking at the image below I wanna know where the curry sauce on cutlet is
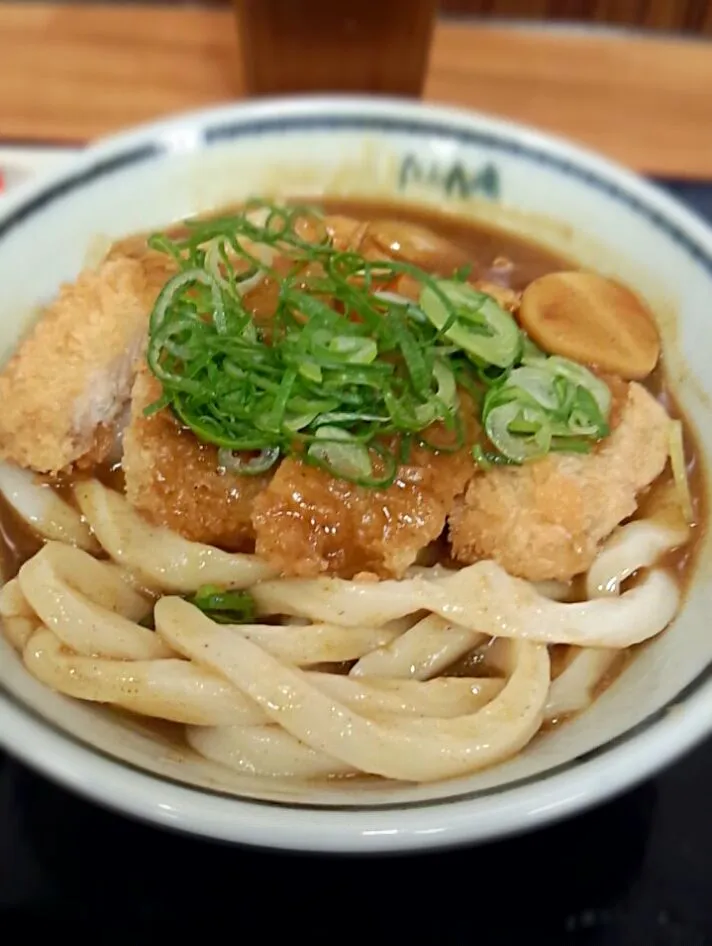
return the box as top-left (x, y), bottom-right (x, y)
top-left (252, 427), bottom-right (475, 579)
top-left (121, 366), bottom-right (270, 551)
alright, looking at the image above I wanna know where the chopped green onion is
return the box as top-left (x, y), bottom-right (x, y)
top-left (419, 280), bottom-right (521, 368)
top-left (543, 356), bottom-right (612, 417)
top-left (472, 443), bottom-right (518, 470)
top-left (481, 354), bottom-right (611, 463)
top-left (298, 361), bottom-right (323, 383)
top-left (485, 401), bottom-right (548, 463)
top-left (432, 360), bottom-right (458, 410)
top-left (186, 585), bottom-right (257, 624)
top-left (144, 199), bottom-right (617, 483)
top-left (503, 366), bottom-right (561, 412)
top-left (520, 336), bottom-right (547, 365)
top-left (453, 263), bottom-right (474, 281)
top-left (139, 585), bottom-right (258, 628)
top-left (327, 336), bottom-right (378, 364)
top-left (307, 426), bottom-right (373, 482)
top-left (217, 446), bottom-right (280, 475)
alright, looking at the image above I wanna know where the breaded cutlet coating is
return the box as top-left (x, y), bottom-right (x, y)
top-left (0, 256), bottom-right (169, 473)
top-left (448, 382), bottom-right (670, 582)
top-left (122, 366), bottom-right (271, 551)
top-left (252, 440), bottom-right (474, 579)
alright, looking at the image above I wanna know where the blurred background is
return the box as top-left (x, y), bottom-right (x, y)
top-left (124, 0), bottom-right (712, 32)
top-left (442, 0), bottom-right (712, 31)
top-left (9, 0), bottom-right (712, 180)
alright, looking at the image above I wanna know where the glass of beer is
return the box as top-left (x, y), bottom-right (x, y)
top-left (234, 0), bottom-right (437, 98)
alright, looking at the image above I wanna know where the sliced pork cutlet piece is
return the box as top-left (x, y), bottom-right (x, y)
top-left (448, 381), bottom-right (670, 583)
top-left (0, 253), bottom-right (174, 474)
top-left (251, 431), bottom-right (475, 579)
top-left (122, 366), bottom-right (271, 551)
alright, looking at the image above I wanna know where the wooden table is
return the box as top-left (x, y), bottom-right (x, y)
top-left (7, 3), bottom-right (712, 178)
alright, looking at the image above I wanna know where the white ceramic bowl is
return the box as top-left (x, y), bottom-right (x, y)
top-left (1, 96), bottom-right (711, 853)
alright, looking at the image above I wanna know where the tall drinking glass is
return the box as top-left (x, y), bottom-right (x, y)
top-left (234, 0), bottom-right (437, 97)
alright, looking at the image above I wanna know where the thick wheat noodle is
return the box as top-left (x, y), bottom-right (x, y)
top-left (10, 542), bottom-right (504, 728)
top-left (155, 597), bottom-right (550, 782)
top-left (545, 519), bottom-right (688, 719)
top-left (350, 583), bottom-right (570, 683)
top-left (2, 487), bottom-right (688, 783)
top-left (187, 724), bottom-right (353, 779)
top-left (2, 615), bottom-right (38, 652)
top-left (252, 561), bottom-right (680, 648)
top-left (74, 479), bottom-right (276, 593)
top-left (311, 672), bottom-right (504, 717)
top-left (0, 460), bottom-right (99, 552)
top-left (17, 541), bottom-right (392, 666)
top-left (533, 580), bottom-right (573, 601)
top-left (544, 648), bottom-right (619, 720)
top-left (0, 578), bottom-right (35, 620)
top-left (17, 542), bottom-right (400, 664)
top-left (23, 628), bottom-right (265, 725)
top-left (0, 578), bottom-right (40, 652)
top-left (351, 613), bottom-right (486, 680)
top-left (17, 542), bottom-right (170, 660)
top-left (22, 626), bottom-right (504, 727)
top-left (586, 518), bottom-right (689, 599)
top-left (23, 625), bottom-right (504, 725)
top-left (241, 621), bottom-right (401, 664)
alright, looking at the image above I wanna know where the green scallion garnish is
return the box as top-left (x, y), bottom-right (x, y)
top-left (185, 585), bottom-right (257, 625)
top-left (144, 199), bottom-right (613, 478)
top-left (139, 585), bottom-right (257, 629)
top-left (481, 357), bottom-right (611, 464)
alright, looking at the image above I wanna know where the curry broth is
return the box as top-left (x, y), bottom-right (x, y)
top-left (1, 197), bottom-right (706, 749)
top-left (319, 196), bottom-right (574, 290)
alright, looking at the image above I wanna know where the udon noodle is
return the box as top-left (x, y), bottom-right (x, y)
top-left (0, 197), bottom-right (703, 785)
top-left (0, 474), bottom-right (691, 781)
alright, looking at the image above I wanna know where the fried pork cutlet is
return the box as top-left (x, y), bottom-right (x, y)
top-left (0, 253), bottom-right (174, 473)
top-left (251, 435), bottom-right (475, 579)
top-left (448, 382), bottom-right (670, 582)
top-left (122, 366), bottom-right (271, 551)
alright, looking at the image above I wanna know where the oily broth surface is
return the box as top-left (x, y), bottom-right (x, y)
top-left (318, 196), bottom-right (573, 290)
